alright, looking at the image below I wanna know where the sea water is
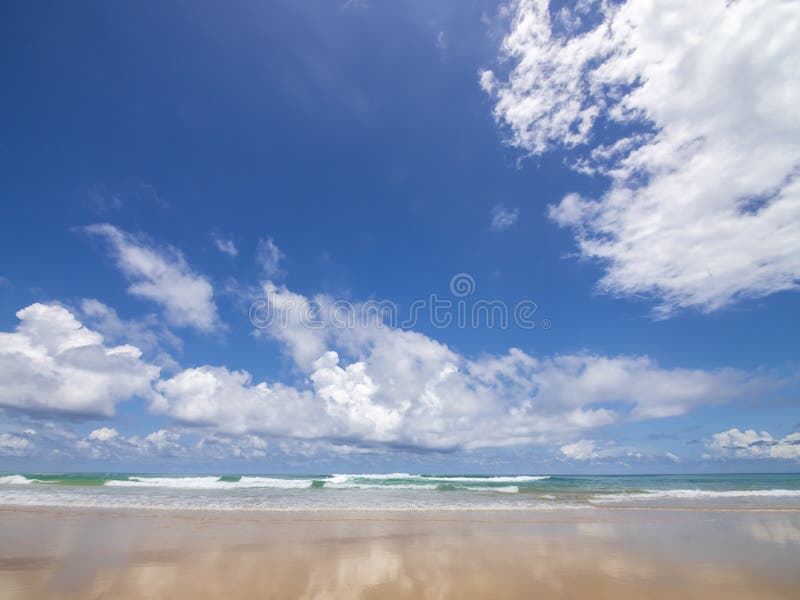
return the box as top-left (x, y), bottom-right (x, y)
top-left (1, 472), bottom-right (799, 512)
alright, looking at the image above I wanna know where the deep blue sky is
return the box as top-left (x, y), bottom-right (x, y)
top-left (1, 0), bottom-right (798, 474)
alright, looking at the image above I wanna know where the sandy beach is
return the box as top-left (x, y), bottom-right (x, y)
top-left (1, 506), bottom-right (798, 599)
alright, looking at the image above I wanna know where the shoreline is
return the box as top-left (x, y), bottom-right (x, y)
top-left (3, 503), bottom-right (800, 519)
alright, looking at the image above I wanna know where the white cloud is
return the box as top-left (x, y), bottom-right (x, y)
top-left (77, 427), bottom-right (184, 459)
top-left (256, 237), bottom-right (285, 279)
top-left (665, 452), bottom-right (680, 464)
top-left (195, 433), bottom-right (268, 459)
top-left (255, 282), bottom-right (329, 370)
top-left (84, 224), bottom-right (221, 332)
top-left (80, 299), bottom-right (182, 366)
top-left (490, 204), bottom-right (519, 231)
top-left (88, 427), bottom-right (118, 441)
top-left (484, 0), bottom-right (800, 315)
top-left (560, 439), bottom-right (648, 462)
top-left (156, 283), bottom-right (770, 451)
top-left (155, 365), bottom-right (320, 437)
top-left (0, 433), bottom-right (31, 456)
top-left (311, 351), bottom-right (401, 439)
top-left (560, 439), bottom-right (598, 461)
top-left (708, 428), bottom-right (800, 461)
top-left (212, 233), bottom-right (239, 257)
top-left (0, 303), bottom-right (161, 417)
top-left (0, 293), bottom-right (782, 457)
top-left (76, 427), bottom-right (266, 461)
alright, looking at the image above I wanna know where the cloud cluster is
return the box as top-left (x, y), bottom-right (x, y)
top-left (155, 282), bottom-right (768, 452)
top-left (0, 303), bottom-right (160, 417)
top-left (558, 439), bottom-right (645, 463)
top-left (76, 427), bottom-right (184, 459)
top-left (0, 432), bottom-right (32, 456)
top-left (0, 422), bottom-right (271, 462)
top-left (84, 224), bottom-right (221, 331)
top-left (708, 428), bottom-right (800, 461)
top-left (0, 295), bottom-right (783, 457)
top-left (483, 0), bottom-right (800, 315)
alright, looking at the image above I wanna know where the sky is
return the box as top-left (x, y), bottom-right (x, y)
top-left (1, 0), bottom-right (799, 474)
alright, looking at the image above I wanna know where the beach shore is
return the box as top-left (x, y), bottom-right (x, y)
top-left (1, 506), bottom-right (798, 599)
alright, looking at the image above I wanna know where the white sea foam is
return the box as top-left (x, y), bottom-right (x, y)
top-left (325, 474), bottom-right (548, 485)
top-left (324, 482), bottom-right (439, 491)
top-left (0, 488), bottom-right (580, 512)
top-left (424, 476), bottom-right (548, 483)
top-left (106, 476), bottom-right (315, 489)
top-left (592, 489), bottom-right (800, 501)
top-left (328, 473), bottom-right (413, 482)
top-left (0, 475), bottom-right (33, 485)
top-left (238, 477), bottom-right (315, 489)
top-left (90, 474), bottom-right (543, 491)
top-left (464, 486), bottom-right (519, 493)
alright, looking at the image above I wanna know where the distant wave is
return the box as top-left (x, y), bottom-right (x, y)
top-left (421, 476), bottom-right (549, 483)
top-left (321, 474), bottom-right (549, 492)
top-left (0, 473), bottom-right (546, 493)
top-left (328, 473), bottom-right (413, 481)
top-left (323, 482), bottom-right (440, 491)
top-left (106, 476), bottom-right (315, 490)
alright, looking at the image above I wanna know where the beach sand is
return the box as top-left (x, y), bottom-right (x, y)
top-left (0, 507), bottom-right (798, 599)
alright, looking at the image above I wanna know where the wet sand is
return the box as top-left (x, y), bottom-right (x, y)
top-left (0, 507), bottom-right (798, 599)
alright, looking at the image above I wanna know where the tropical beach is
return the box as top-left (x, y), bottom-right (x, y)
top-left (2, 0), bottom-right (800, 597)
top-left (1, 474), bottom-right (799, 598)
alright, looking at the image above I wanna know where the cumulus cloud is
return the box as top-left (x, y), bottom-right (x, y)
top-left (490, 204), bottom-right (519, 231)
top-left (0, 293), bottom-right (783, 457)
top-left (484, 0), bottom-right (800, 315)
top-left (708, 428), bottom-right (800, 461)
top-left (560, 439), bottom-right (598, 461)
top-left (0, 303), bottom-right (161, 417)
top-left (84, 224), bottom-right (221, 332)
top-left (155, 365), bottom-right (319, 437)
top-left (256, 237), bottom-right (285, 279)
top-left (155, 282), bottom-right (770, 451)
top-left (88, 427), bottom-right (118, 441)
top-left (665, 452), bottom-right (680, 464)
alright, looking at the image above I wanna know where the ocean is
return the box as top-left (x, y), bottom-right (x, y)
top-left (1, 472), bottom-right (799, 512)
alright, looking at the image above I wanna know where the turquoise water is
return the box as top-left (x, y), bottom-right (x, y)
top-left (1, 473), bottom-right (799, 511)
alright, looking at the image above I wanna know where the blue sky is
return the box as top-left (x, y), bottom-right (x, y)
top-left (1, 0), bottom-right (799, 474)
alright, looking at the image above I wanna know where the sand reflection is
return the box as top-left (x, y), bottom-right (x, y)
top-left (0, 509), bottom-right (798, 599)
